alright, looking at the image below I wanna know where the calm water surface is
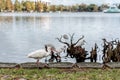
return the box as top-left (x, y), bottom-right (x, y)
top-left (0, 12), bottom-right (120, 63)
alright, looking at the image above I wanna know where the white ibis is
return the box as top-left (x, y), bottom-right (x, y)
top-left (27, 45), bottom-right (52, 65)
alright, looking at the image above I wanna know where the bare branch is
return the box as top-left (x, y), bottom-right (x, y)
top-left (56, 36), bottom-right (70, 47)
top-left (69, 33), bottom-right (75, 45)
top-left (73, 35), bottom-right (84, 46)
top-left (102, 38), bottom-right (109, 44)
top-left (111, 38), bottom-right (119, 45)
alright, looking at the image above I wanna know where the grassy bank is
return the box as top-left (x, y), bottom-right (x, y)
top-left (0, 68), bottom-right (120, 80)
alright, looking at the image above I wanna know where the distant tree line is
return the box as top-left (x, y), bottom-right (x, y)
top-left (0, 0), bottom-right (116, 12)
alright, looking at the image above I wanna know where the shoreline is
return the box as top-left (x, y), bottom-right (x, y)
top-left (0, 62), bottom-right (120, 69)
top-left (0, 12), bottom-right (120, 18)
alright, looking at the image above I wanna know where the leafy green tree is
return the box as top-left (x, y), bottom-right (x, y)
top-left (1, 0), bottom-right (6, 12)
top-left (69, 5), bottom-right (79, 12)
top-left (43, 3), bottom-right (48, 12)
top-left (67, 6), bottom-right (72, 12)
top-left (78, 4), bottom-right (87, 12)
top-left (56, 5), bottom-right (64, 11)
top-left (14, 0), bottom-right (22, 12)
top-left (46, 5), bottom-right (50, 12)
top-left (21, 1), bottom-right (36, 12)
top-left (63, 6), bottom-right (68, 11)
top-left (31, 2), bottom-right (35, 11)
top-left (87, 4), bottom-right (98, 12)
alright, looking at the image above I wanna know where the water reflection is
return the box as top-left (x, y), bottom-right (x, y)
top-left (0, 16), bottom-right (13, 31)
top-left (0, 13), bottom-right (120, 63)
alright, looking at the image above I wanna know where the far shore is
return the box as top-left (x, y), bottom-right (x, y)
top-left (0, 12), bottom-right (118, 17)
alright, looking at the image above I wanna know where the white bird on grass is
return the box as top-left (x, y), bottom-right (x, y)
top-left (27, 45), bottom-right (52, 66)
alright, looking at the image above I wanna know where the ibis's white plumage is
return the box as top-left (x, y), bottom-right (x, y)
top-left (27, 49), bottom-right (50, 59)
top-left (27, 46), bottom-right (51, 65)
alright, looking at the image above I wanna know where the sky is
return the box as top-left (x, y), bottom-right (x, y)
top-left (13, 0), bottom-right (120, 5)
top-left (49, 0), bottom-right (120, 5)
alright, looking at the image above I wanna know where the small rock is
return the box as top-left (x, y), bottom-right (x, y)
top-left (18, 78), bottom-right (27, 80)
top-left (1, 75), bottom-right (12, 80)
top-left (13, 77), bottom-right (27, 80)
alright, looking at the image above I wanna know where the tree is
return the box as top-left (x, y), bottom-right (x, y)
top-left (31, 2), bottom-right (35, 12)
top-left (50, 5), bottom-right (56, 12)
top-left (71, 4), bottom-right (79, 12)
top-left (87, 4), bottom-right (98, 12)
top-left (67, 6), bottom-right (72, 12)
top-left (43, 3), bottom-right (48, 12)
top-left (36, 1), bottom-right (43, 12)
top-left (6, 0), bottom-right (13, 12)
top-left (78, 4), bottom-right (87, 12)
top-left (56, 5), bottom-right (64, 11)
top-left (24, 1), bottom-right (35, 12)
top-left (14, 0), bottom-right (22, 12)
top-left (25, 1), bottom-right (32, 12)
top-left (21, 1), bottom-right (27, 11)
top-left (70, 5), bottom-right (76, 12)
top-left (46, 5), bottom-right (50, 12)
top-left (0, 0), bottom-right (6, 12)
top-left (93, 5), bottom-right (98, 12)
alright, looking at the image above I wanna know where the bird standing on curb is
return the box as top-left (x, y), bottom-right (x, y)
top-left (27, 45), bottom-right (52, 66)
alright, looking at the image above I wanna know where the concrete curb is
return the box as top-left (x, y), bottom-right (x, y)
top-left (0, 62), bottom-right (17, 68)
top-left (1, 62), bottom-right (120, 69)
top-left (76, 62), bottom-right (103, 69)
top-left (104, 62), bottom-right (120, 69)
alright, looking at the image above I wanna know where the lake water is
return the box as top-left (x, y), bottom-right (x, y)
top-left (0, 12), bottom-right (120, 63)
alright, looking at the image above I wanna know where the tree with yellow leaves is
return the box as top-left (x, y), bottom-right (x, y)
top-left (36, 1), bottom-right (43, 12)
top-left (6, 0), bottom-right (13, 12)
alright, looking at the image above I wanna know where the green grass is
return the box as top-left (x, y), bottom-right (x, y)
top-left (0, 68), bottom-right (120, 80)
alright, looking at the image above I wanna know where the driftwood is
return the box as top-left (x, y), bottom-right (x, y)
top-left (56, 33), bottom-right (87, 63)
top-left (90, 43), bottom-right (98, 62)
top-left (102, 38), bottom-right (120, 63)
